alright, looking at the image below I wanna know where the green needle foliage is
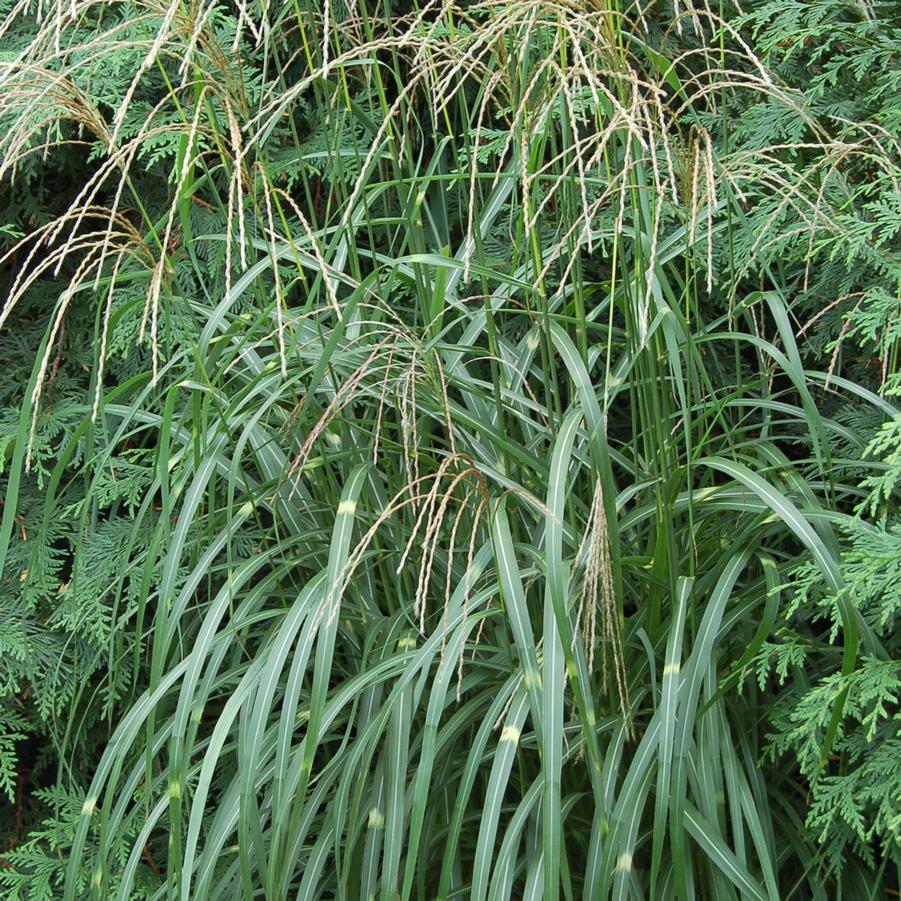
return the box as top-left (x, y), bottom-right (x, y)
top-left (0, 0), bottom-right (899, 898)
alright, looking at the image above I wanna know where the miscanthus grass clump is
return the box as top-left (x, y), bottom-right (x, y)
top-left (0, 0), bottom-right (899, 897)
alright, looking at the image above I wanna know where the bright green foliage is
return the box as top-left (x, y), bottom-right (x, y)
top-left (756, 508), bottom-right (901, 873)
top-left (0, 0), bottom-right (899, 898)
top-left (734, 0), bottom-right (901, 378)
